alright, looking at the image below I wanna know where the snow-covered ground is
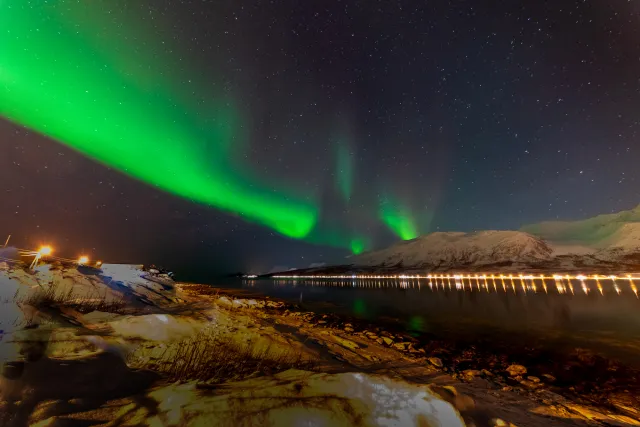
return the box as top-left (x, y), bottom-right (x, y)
top-left (142, 370), bottom-right (465, 427)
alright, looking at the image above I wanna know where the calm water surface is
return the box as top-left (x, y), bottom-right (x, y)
top-left (210, 277), bottom-right (640, 364)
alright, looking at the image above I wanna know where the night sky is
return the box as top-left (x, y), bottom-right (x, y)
top-left (1, 1), bottom-right (639, 280)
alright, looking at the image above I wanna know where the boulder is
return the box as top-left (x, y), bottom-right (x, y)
top-left (519, 379), bottom-right (541, 390)
top-left (428, 357), bottom-right (444, 368)
top-left (461, 370), bottom-right (482, 380)
top-left (393, 342), bottom-right (410, 351)
top-left (541, 374), bottom-right (556, 383)
top-left (505, 364), bottom-right (527, 377)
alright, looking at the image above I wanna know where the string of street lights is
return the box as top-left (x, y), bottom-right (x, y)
top-left (271, 273), bottom-right (640, 297)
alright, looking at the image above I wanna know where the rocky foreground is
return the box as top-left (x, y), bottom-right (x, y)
top-left (0, 263), bottom-right (639, 426)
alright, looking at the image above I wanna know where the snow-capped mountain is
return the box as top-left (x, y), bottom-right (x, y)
top-left (521, 204), bottom-right (640, 250)
top-left (268, 205), bottom-right (640, 276)
top-left (345, 204), bottom-right (640, 273)
top-left (352, 231), bottom-right (553, 271)
top-left (522, 204), bottom-right (640, 264)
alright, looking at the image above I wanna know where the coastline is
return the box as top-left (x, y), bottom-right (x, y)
top-left (182, 283), bottom-right (640, 426)
top-left (1, 265), bottom-right (639, 426)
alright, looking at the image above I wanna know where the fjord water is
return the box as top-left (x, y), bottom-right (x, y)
top-left (223, 277), bottom-right (640, 365)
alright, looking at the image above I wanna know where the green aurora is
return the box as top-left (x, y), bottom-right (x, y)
top-left (0, 1), bottom-right (316, 239)
top-left (380, 199), bottom-right (419, 241)
top-left (0, 1), bottom-right (422, 254)
top-left (336, 143), bottom-right (353, 202)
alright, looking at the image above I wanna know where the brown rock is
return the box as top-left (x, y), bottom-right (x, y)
top-left (462, 369), bottom-right (482, 380)
top-left (334, 336), bottom-right (360, 352)
top-left (541, 374), bottom-right (556, 383)
top-left (506, 364), bottom-right (527, 377)
top-left (428, 357), bottom-right (444, 368)
top-left (527, 376), bottom-right (540, 383)
top-left (392, 342), bottom-right (410, 351)
top-left (520, 379), bottom-right (541, 390)
top-left (491, 419), bottom-right (517, 427)
top-left (382, 337), bottom-right (394, 346)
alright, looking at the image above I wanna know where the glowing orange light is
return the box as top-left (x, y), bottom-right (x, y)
top-left (38, 246), bottom-right (53, 256)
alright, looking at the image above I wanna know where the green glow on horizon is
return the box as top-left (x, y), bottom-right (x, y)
top-left (0, 1), bottom-right (316, 239)
top-left (336, 144), bottom-right (353, 202)
top-left (350, 238), bottom-right (365, 255)
top-left (380, 200), bottom-right (419, 240)
top-left (304, 226), bottom-right (369, 255)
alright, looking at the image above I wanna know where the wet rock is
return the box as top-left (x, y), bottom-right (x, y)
top-left (266, 301), bottom-right (283, 308)
top-left (392, 342), bottom-right (410, 351)
top-left (382, 337), bottom-right (394, 346)
top-left (481, 369), bottom-right (494, 377)
top-left (506, 364), bottom-right (527, 377)
top-left (527, 376), bottom-right (540, 383)
top-left (541, 374), bottom-right (556, 383)
top-left (333, 336), bottom-right (360, 352)
top-left (609, 394), bottom-right (640, 419)
top-left (462, 370), bottom-right (482, 380)
top-left (428, 357), bottom-right (444, 368)
top-left (519, 379), bottom-right (541, 390)
top-left (360, 353), bottom-right (380, 363)
top-left (344, 327), bottom-right (354, 333)
top-left (491, 419), bottom-right (517, 427)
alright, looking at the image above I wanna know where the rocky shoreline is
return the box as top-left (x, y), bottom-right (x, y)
top-left (185, 284), bottom-right (640, 426)
top-left (1, 264), bottom-right (639, 426)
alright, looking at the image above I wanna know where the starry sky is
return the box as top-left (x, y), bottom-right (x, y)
top-left (1, 0), bottom-right (639, 280)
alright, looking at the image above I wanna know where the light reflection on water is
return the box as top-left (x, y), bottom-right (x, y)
top-left (238, 276), bottom-right (640, 363)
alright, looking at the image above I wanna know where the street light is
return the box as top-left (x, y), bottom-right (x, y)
top-left (38, 246), bottom-right (52, 256)
top-left (31, 245), bottom-right (53, 269)
top-left (78, 255), bottom-right (89, 265)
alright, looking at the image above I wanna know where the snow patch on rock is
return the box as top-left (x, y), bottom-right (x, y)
top-left (143, 369), bottom-right (465, 427)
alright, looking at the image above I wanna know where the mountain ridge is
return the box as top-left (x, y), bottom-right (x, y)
top-left (272, 205), bottom-right (640, 275)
